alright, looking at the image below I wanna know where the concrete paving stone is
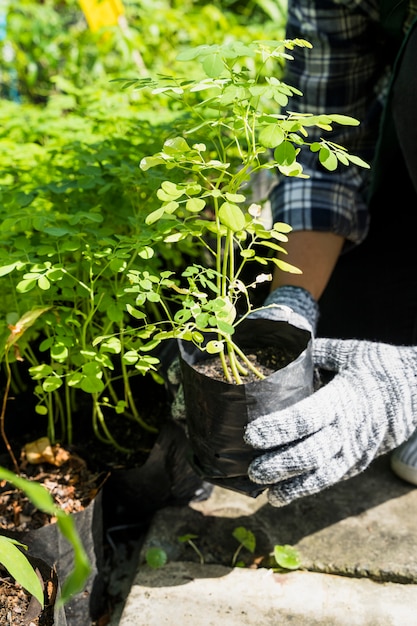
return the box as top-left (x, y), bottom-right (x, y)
top-left (120, 563), bottom-right (417, 626)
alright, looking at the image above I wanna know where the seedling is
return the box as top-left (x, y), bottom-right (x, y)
top-left (178, 533), bottom-right (205, 564)
top-left (123, 40), bottom-right (369, 384)
top-left (145, 547), bottom-right (168, 569)
top-left (231, 526), bottom-right (256, 567)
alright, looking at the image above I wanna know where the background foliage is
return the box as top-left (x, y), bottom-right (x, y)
top-left (0, 1), bottom-right (288, 450)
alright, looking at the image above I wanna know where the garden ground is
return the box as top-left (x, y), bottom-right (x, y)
top-left (115, 452), bottom-right (417, 625)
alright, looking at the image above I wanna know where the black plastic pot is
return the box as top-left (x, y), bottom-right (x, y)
top-left (9, 489), bottom-right (105, 625)
top-left (179, 311), bottom-right (314, 497)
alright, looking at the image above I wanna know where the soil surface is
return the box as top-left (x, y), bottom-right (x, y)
top-left (0, 558), bottom-right (58, 626)
top-left (193, 346), bottom-right (292, 383)
top-left (0, 445), bottom-right (104, 533)
top-left (0, 576), bottom-right (43, 626)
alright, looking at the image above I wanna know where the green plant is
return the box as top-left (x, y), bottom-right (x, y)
top-left (272, 544), bottom-right (301, 571)
top-left (2, 0), bottom-right (288, 104)
top-left (231, 526), bottom-right (256, 567)
top-left (120, 39), bottom-right (369, 383)
top-left (145, 546), bottom-right (168, 569)
top-left (0, 94), bottom-right (179, 455)
top-left (178, 533), bottom-right (205, 564)
top-left (0, 466), bottom-right (91, 608)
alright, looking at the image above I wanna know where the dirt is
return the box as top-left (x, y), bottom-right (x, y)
top-left (0, 447), bottom-right (104, 534)
top-left (193, 346), bottom-right (293, 383)
top-left (0, 558), bottom-right (58, 626)
top-left (0, 576), bottom-right (43, 626)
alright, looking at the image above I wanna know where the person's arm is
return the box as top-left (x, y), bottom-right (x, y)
top-left (269, 0), bottom-right (387, 298)
top-left (270, 230), bottom-right (344, 300)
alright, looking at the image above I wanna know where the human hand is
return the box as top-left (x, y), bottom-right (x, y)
top-left (244, 338), bottom-right (417, 506)
top-left (248, 285), bottom-right (318, 335)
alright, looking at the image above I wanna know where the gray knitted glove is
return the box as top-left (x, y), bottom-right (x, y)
top-left (252, 285), bottom-right (319, 335)
top-left (244, 338), bottom-right (417, 507)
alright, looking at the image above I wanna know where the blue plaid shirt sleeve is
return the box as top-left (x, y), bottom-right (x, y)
top-left (270, 0), bottom-right (390, 245)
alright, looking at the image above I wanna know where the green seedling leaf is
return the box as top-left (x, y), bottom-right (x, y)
top-left (274, 140), bottom-right (297, 166)
top-left (178, 534), bottom-right (205, 564)
top-left (206, 340), bottom-right (224, 354)
top-left (319, 147), bottom-right (338, 171)
top-left (140, 155), bottom-right (167, 171)
top-left (164, 136), bottom-right (192, 155)
top-left (346, 154), bottom-right (370, 168)
top-left (271, 258), bottom-right (303, 274)
top-left (146, 547), bottom-right (168, 569)
top-left (259, 124), bottom-right (285, 148)
top-left (232, 527), bottom-right (256, 553)
top-left (42, 376), bottom-right (63, 393)
top-left (0, 262), bottom-right (18, 277)
top-left (0, 536), bottom-right (44, 605)
top-left (203, 52), bottom-right (224, 78)
top-left (186, 198), bottom-right (206, 212)
top-left (327, 114), bottom-right (360, 126)
top-left (218, 202), bottom-right (245, 232)
top-left (273, 545), bottom-right (301, 570)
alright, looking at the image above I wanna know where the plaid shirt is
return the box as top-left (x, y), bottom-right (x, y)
top-left (270, 0), bottom-right (414, 246)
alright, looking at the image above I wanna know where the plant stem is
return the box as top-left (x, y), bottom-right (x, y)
top-left (91, 396), bottom-right (132, 453)
top-left (1, 351), bottom-right (20, 475)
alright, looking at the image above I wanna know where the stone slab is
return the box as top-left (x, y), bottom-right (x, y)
top-left (120, 562), bottom-right (417, 626)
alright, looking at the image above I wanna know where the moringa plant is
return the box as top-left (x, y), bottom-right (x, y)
top-left (120, 39), bottom-right (369, 384)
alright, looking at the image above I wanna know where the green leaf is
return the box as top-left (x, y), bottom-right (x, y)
top-left (0, 262), bottom-right (18, 277)
top-left (271, 257), bottom-right (302, 274)
top-left (319, 147), bottom-right (338, 171)
top-left (186, 198), bottom-right (206, 212)
top-left (163, 137), bottom-right (192, 155)
top-left (37, 275), bottom-right (51, 290)
top-left (206, 340), bottom-right (224, 354)
top-left (146, 547), bottom-right (168, 569)
top-left (327, 114), bottom-right (360, 126)
top-left (274, 141), bottom-right (297, 166)
top-left (42, 376), bottom-right (63, 392)
top-left (29, 364), bottom-right (53, 379)
top-left (218, 202), bottom-right (245, 232)
top-left (50, 344), bottom-right (69, 361)
top-left (80, 375), bottom-right (105, 394)
top-left (232, 527), bottom-right (256, 553)
top-left (202, 52), bottom-right (224, 78)
top-left (140, 155), bottom-right (167, 171)
top-left (125, 305), bottom-right (146, 320)
top-left (16, 278), bottom-right (37, 293)
top-left (259, 124), bottom-right (285, 149)
top-left (273, 545), bottom-right (301, 570)
top-left (145, 207), bottom-right (166, 225)
top-left (0, 536), bottom-right (44, 605)
top-left (346, 154), bottom-right (370, 169)
top-left (122, 351), bottom-right (139, 365)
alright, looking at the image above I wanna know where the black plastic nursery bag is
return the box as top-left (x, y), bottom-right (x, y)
top-left (179, 311), bottom-right (314, 497)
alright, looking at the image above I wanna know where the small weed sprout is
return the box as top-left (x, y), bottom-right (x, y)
top-left (178, 533), bottom-right (205, 564)
top-left (231, 526), bottom-right (256, 567)
top-left (145, 547), bottom-right (168, 569)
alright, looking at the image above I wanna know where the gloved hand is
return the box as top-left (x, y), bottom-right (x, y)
top-left (244, 338), bottom-right (417, 506)
top-left (249, 285), bottom-right (318, 335)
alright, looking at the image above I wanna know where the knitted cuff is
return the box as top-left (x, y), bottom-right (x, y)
top-left (264, 286), bottom-right (319, 334)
